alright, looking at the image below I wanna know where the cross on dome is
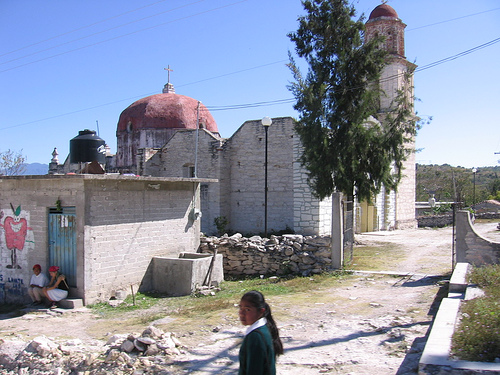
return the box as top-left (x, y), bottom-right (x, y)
top-left (162, 65), bottom-right (175, 94)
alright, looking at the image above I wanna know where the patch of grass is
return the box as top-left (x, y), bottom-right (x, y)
top-left (451, 264), bottom-right (500, 362)
top-left (348, 242), bottom-right (405, 271)
top-left (88, 271), bottom-right (351, 323)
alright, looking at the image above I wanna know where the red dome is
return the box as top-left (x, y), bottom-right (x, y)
top-left (368, 4), bottom-right (399, 20)
top-left (117, 93), bottom-right (218, 133)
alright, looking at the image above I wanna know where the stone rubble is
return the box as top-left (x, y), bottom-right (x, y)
top-left (0, 325), bottom-right (184, 374)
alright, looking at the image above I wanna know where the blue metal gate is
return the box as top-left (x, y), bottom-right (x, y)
top-left (48, 207), bottom-right (77, 287)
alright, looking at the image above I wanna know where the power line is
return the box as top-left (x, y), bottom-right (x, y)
top-left (0, 0), bottom-right (178, 58)
top-left (1, 33), bottom-right (497, 131)
top-left (0, 0), bottom-right (208, 67)
top-left (1, 7), bottom-right (498, 131)
top-left (407, 7), bottom-right (500, 32)
top-left (415, 36), bottom-right (500, 72)
top-left (0, 0), bottom-right (248, 74)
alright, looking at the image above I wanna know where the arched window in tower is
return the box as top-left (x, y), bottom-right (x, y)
top-left (386, 30), bottom-right (393, 53)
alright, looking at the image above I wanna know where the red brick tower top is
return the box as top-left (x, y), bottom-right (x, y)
top-left (365, 3), bottom-right (406, 58)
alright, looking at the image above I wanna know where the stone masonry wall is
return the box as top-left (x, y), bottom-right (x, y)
top-left (227, 118), bottom-right (295, 235)
top-left (199, 233), bottom-right (334, 277)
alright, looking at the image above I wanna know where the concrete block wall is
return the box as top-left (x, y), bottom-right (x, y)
top-left (0, 177), bottom-right (84, 304)
top-left (0, 175), bottom-right (203, 305)
top-left (82, 179), bottom-right (200, 304)
top-left (147, 129), bottom-right (224, 235)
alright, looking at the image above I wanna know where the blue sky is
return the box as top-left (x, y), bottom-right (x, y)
top-left (1, 0), bottom-right (499, 168)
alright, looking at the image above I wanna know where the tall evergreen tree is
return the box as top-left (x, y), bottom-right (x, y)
top-left (288, 0), bottom-right (417, 201)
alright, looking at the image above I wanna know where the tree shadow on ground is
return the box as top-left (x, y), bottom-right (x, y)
top-left (175, 319), bottom-right (432, 374)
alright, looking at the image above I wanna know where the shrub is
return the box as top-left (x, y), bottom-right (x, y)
top-left (451, 265), bottom-right (500, 361)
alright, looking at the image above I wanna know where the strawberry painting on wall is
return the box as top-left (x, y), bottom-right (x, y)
top-left (0, 204), bottom-right (33, 269)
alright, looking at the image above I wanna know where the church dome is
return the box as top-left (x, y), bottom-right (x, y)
top-left (368, 4), bottom-right (399, 20)
top-left (117, 93), bottom-right (218, 133)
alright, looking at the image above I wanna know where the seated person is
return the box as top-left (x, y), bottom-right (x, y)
top-left (43, 266), bottom-right (69, 309)
top-left (28, 264), bottom-right (48, 306)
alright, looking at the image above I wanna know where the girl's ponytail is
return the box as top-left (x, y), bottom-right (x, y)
top-left (263, 302), bottom-right (284, 356)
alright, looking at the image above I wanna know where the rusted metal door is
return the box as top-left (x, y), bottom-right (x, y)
top-left (48, 207), bottom-right (76, 287)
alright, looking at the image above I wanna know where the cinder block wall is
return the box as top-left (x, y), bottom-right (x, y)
top-left (82, 178), bottom-right (200, 304)
top-left (0, 175), bottom-right (202, 305)
top-left (0, 177), bottom-right (83, 304)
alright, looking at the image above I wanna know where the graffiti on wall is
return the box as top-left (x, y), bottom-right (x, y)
top-left (0, 204), bottom-right (34, 270)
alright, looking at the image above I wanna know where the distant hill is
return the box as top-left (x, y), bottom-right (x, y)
top-left (22, 163), bottom-right (48, 175)
top-left (416, 164), bottom-right (500, 206)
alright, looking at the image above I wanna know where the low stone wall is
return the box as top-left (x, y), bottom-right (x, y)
top-left (417, 214), bottom-right (453, 228)
top-left (475, 212), bottom-right (500, 220)
top-left (199, 233), bottom-right (333, 277)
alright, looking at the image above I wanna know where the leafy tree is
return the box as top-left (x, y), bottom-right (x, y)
top-left (487, 178), bottom-right (500, 200)
top-left (288, 0), bottom-right (417, 201)
top-left (0, 149), bottom-right (27, 176)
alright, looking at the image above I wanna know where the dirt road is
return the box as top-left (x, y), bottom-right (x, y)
top-left (1, 222), bottom-right (499, 374)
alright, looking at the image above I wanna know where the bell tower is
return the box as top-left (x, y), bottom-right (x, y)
top-left (365, 3), bottom-right (418, 230)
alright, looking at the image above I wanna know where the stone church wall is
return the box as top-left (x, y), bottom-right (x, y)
top-left (199, 233), bottom-right (334, 277)
top-left (395, 144), bottom-right (417, 229)
top-left (227, 118), bottom-right (295, 235)
top-left (146, 129), bottom-right (225, 236)
top-left (292, 139), bottom-right (333, 236)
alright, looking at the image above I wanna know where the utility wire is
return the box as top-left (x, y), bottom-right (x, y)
top-left (0, 0), bottom-right (179, 58)
top-left (407, 7), bottom-right (500, 32)
top-left (0, 0), bottom-right (247, 74)
top-left (0, 33), bottom-right (497, 131)
top-left (1, 8), bottom-right (498, 130)
top-left (0, 0), bottom-right (207, 66)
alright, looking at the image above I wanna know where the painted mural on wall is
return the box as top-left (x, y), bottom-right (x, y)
top-left (0, 205), bottom-right (34, 270)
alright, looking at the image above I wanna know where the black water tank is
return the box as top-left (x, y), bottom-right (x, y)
top-left (70, 129), bottom-right (106, 164)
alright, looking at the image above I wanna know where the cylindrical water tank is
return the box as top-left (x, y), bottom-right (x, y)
top-left (70, 129), bottom-right (106, 164)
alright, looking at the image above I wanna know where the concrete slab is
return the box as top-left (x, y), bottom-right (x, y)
top-left (449, 262), bottom-right (469, 293)
top-left (58, 299), bottom-right (84, 309)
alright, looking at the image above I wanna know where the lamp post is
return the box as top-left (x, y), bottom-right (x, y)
top-left (261, 116), bottom-right (272, 237)
top-left (472, 167), bottom-right (477, 206)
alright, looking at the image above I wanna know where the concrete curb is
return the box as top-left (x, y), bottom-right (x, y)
top-left (418, 262), bottom-right (500, 374)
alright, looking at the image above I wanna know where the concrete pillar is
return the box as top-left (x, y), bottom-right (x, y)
top-left (331, 192), bottom-right (343, 269)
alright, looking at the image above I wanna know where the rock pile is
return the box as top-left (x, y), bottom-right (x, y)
top-left (200, 233), bottom-right (334, 277)
top-left (0, 325), bottom-right (184, 374)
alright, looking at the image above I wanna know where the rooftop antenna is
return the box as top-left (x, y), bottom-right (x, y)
top-left (96, 120), bottom-right (100, 136)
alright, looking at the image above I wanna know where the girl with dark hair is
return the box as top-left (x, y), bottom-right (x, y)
top-left (238, 290), bottom-right (283, 375)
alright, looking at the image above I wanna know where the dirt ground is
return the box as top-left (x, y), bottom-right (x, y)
top-left (1, 221), bottom-right (499, 374)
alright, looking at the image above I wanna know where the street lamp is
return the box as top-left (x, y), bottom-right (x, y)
top-left (472, 167), bottom-right (478, 206)
top-left (261, 116), bottom-right (272, 237)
